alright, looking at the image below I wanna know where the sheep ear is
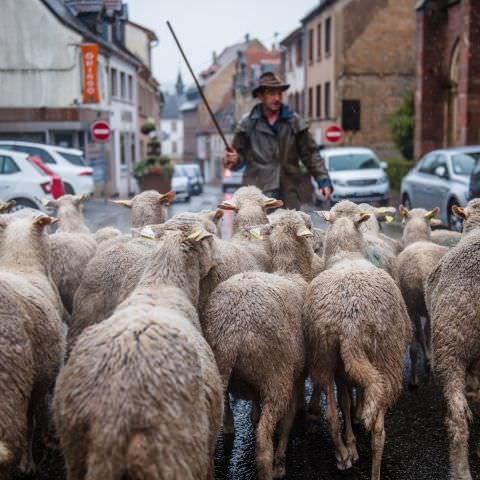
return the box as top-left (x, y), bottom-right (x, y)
top-left (316, 211), bottom-right (333, 223)
top-left (42, 198), bottom-right (59, 209)
top-left (138, 225), bottom-right (157, 240)
top-left (33, 215), bottom-right (58, 227)
top-left (296, 226), bottom-right (313, 238)
top-left (0, 200), bottom-right (15, 213)
top-left (244, 225), bottom-right (271, 240)
top-left (452, 205), bottom-right (467, 220)
top-left (430, 218), bottom-right (442, 226)
top-left (398, 205), bottom-right (409, 218)
top-left (217, 201), bottom-right (238, 212)
top-left (263, 198), bottom-right (283, 210)
top-left (424, 207), bottom-right (440, 219)
top-left (73, 194), bottom-right (89, 205)
top-left (354, 212), bottom-right (371, 227)
top-left (187, 227), bottom-right (212, 243)
top-left (110, 199), bottom-right (133, 209)
top-left (159, 191), bottom-right (176, 205)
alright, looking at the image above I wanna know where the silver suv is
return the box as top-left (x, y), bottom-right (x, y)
top-left (401, 146), bottom-right (480, 230)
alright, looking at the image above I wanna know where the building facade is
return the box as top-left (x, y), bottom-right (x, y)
top-left (280, 27), bottom-right (306, 117)
top-left (415, 0), bottom-right (480, 159)
top-left (302, 0), bottom-right (416, 157)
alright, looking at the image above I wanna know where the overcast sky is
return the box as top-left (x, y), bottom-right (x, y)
top-left (127, 0), bottom-right (318, 93)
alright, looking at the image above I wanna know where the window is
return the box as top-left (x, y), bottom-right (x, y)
top-left (324, 82), bottom-right (331, 118)
top-left (317, 23), bottom-right (322, 61)
top-left (419, 153), bottom-right (439, 174)
top-left (308, 28), bottom-right (314, 64)
top-left (316, 85), bottom-right (322, 118)
top-left (287, 46), bottom-right (293, 72)
top-left (120, 72), bottom-right (126, 99)
top-left (328, 154), bottom-right (380, 172)
top-left (0, 156), bottom-right (20, 174)
top-left (172, 141), bottom-right (177, 154)
top-left (56, 151), bottom-right (87, 166)
top-left (131, 133), bottom-right (136, 163)
top-left (308, 87), bottom-right (313, 118)
top-left (111, 68), bottom-right (118, 97)
top-left (325, 17), bottom-right (332, 57)
top-left (295, 35), bottom-right (303, 66)
top-left (300, 90), bottom-right (305, 116)
top-left (120, 132), bottom-right (126, 165)
top-left (128, 75), bottom-right (133, 101)
top-left (13, 146), bottom-right (56, 164)
top-left (295, 92), bottom-right (300, 112)
top-left (342, 100), bottom-right (361, 131)
top-left (172, 120), bottom-right (177, 132)
top-left (452, 152), bottom-right (480, 175)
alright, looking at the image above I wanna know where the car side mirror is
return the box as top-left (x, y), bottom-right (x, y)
top-left (434, 165), bottom-right (447, 178)
top-left (380, 161), bottom-right (388, 170)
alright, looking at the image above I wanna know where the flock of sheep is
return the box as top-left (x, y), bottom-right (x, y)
top-left (0, 185), bottom-right (478, 480)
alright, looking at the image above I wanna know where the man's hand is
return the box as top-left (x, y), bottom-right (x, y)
top-left (223, 146), bottom-right (238, 170)
top-left (317, 186), bottom-right (333, 202)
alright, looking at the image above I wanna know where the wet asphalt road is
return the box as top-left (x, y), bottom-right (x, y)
top-left (13, 186), bottom-right (480, 480)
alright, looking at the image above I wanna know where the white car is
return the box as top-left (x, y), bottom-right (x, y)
top-left (313, 147), bottom-right (390, 206)
top-left (0, 141), bottom-right (94, 196)
top-left (171, 166), bottom-right (191, 203)
top-left (0, 149), bottom-right (53, 210)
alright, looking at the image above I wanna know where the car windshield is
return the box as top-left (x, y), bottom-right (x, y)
top-left (173, 167), bottom-right (186, 177)
top-left (328, 153), bottom-right (380, 171)
top-left (183, 165), bottom-right (199, 176)
top-left (57, 151), bottom-right (87, 166)
top-left (451, 152), bottom-right (480, 176)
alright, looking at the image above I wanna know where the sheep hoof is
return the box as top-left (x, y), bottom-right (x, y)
top-left (336, 456), bottom-right (353, 471)
top-left (273, 457), bottom-right (286, 478)
top-left (19, 452), bottom-right (35, 475)
top-left (409, 378), bottom-right (419, 389)
top-left (347, 443), bottom-right (359, 464)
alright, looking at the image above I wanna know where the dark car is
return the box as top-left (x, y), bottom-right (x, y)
top-left (470, 158), bottom-right (480, 199)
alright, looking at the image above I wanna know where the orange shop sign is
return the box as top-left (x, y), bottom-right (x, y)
top-left (81, 44), bottom-right (100, 103)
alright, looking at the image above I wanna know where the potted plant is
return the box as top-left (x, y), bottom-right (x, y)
top-left (134, 132), bottom-right (174, 192)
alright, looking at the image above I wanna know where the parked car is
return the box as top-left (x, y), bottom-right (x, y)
top-left (0, 141), bottom-right (94, 196)
top-left (401, 146), bottom-right (480, 231)
top-left (171, 166), bottom-right (191, 203)
top-left (181, 163), bottom-right (204, 195)
top-left (312, 147), bottom-right (390, 206)
top-left (29, 155), bottom-right (65, 199)
top-left (469, 157), bottom-right (480, 199)
top-left (222, 167), bottom-right (244, 192)
top-left (0, 149), bottom-right (53, 210)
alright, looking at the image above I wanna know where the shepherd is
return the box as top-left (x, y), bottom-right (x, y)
top-left (223, 71), bottom-right (332, 209)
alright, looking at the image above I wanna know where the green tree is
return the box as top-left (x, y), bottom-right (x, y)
top-left (389, 93), bottom-right (415, 160)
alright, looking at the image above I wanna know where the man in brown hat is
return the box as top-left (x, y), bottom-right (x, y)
top-left (223, 71), bottom-right (332, 209)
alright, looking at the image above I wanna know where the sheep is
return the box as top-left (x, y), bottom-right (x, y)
top-left (54, 222), bottom-right (222, 480)
top-left (397, 205), bottom-right (448, 386)
top-left (0, 200), bottom-right (15, 213)
top-left (218, 185), bottom-right (283, 270)
top-left (94, 226), bottom-right (122, 244)
top-left (431, 229), bottom-right (462, 247)
top-left (425, 216), bottom-right (480, 480)
top-left (0, 214), bottom-right (65, 476)
top-left (44, 195), bottom-right (98, 315)
top-left (202, 210), bottom-right (315, 479)
top-left (320, 201), bottom-right (400, 282)
top-left (304, 211), bottom-right (411, 480)
top-left (68, 209), bottom-right (224, 351)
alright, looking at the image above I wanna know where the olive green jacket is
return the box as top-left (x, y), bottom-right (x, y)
top-left (232, 103), bottom-right (331, 209)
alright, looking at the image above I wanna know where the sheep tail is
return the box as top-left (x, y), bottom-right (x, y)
top-left (125, 432), bottom-right (151, 480)
top-left (340, 340), bottom-right (385, 430)
top-left (0, 441), bottom-right (13, 464)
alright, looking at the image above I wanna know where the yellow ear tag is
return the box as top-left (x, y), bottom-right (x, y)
top-left (249, 227), bottom-right (263, 240)
top-left (187, 229), bottom-right (202, 240)
top-left (377, 207), bottom-right (387, 213)
top-left (385, 215), bottom-right (394, 224)
top-left (140, 226), bottom-right (157, 240)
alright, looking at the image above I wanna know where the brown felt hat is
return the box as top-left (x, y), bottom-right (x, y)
top-left (252, 72), bottom-right (290, 98)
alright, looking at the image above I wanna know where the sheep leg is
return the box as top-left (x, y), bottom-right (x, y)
top-left (409, 330), bottom-right (419, 388)
top-left (424, 315), bottom-right (432, 366)
top-left (371, 408), bottom-right (386, 480)
top-left (325, 381), bottom-right (351, 470)
top-left (444, 372), bottom-right (472, 480)
top-left (307, 381), bottom-right (322, 421)
top-left (251, 397), bottom-right (261, 427)
top-left (354, 387), bottom-right (364, 425)
top-left (340, 382), bottom-right (358, 464)
top-left (255, 402), bottom-right (279, 480)
top-left (19, 401), bottom-right (35, 475)
top-left (223, 392), bottom-right (235, 435)
top-left (273, 389), bottom-right (298, 479)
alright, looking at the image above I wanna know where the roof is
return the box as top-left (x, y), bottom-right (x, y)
top-left (301, 0), bottom-right (337, 24)
top-left (161, 92), bottom-right (187, 120)
top-left (280, 26), bottom-right (303, 47)
top-left (426, 146), bottom-right (480, 155)
top-left (42, 0), bottom-right (141, 67)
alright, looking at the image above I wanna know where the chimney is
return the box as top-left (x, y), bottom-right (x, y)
top-left (245, 33), bottom-right (250, 43)
top-left (212, 51), bottom-right (217, 65)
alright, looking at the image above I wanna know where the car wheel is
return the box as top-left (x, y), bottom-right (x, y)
top-left (9, 198), bottom-right (39, 213)
top-left (64, 183), bottom-right (75, 195)
top-left (185, 195), bottom-right (191, 203)
top-left (447, 199), bottom-right (463, 232)
top-left (402, 194), bottom-right (412, 210)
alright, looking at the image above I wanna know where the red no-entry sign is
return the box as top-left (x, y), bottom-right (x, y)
top-left (325, 125), bottom-right (343, 143)
top-left (91, 120), bottom-right (112, 142)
